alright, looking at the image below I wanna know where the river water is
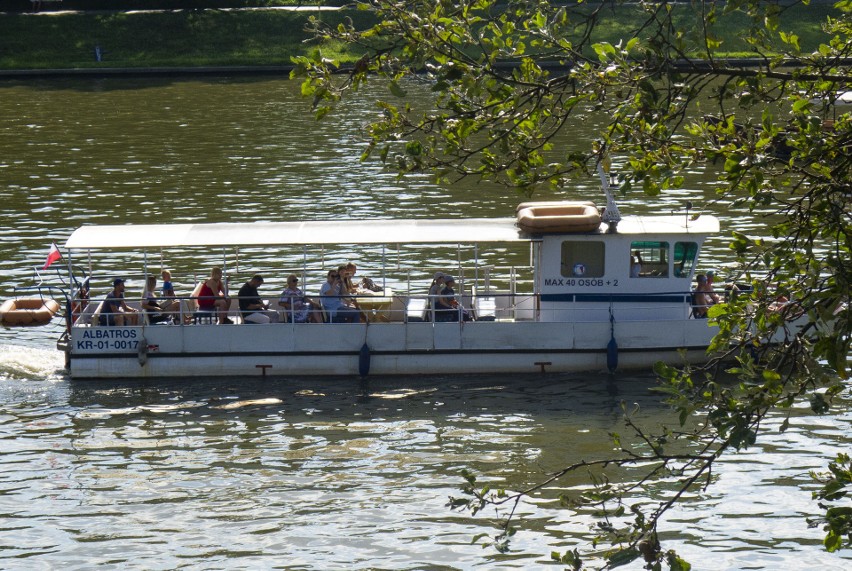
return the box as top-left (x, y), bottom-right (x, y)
top-left (0, 76), bottom-right (848, 569)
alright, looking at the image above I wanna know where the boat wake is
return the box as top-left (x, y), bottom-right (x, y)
top-left (0, 343), bottom-right (66, 381)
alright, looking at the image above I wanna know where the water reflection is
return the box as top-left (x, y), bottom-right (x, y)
top-left (0, 364), bottom-right (847, 569)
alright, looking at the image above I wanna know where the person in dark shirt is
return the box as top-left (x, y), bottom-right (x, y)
top-left (434, 275), bottom-right (473, 322)
top-left (237, 274), bottom-right (279, 324)
top-left (99, 278), bottom-right (140, 326)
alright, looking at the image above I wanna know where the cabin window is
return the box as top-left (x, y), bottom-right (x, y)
top-left (561, 241), bottom-right (605, 277)
top-left (629, 241), bottom-right (669, 277)
top-left (674, 242), bottom-right (699, 278)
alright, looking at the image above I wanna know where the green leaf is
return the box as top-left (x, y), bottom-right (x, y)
top-left (388, 81), bottom-right (408, 98)
top-left (792, 98), bottom-right (811, 113)
top-left (626, 37), bottom-right (639, 52)
top-left (607, 547), bottom-right (641, 567)
top-left (824, 530), bottom-right (842, 552)
top-left (667, 550), bottom-right (693, 571)
top-left (592, 42), bottom-right (616, 61)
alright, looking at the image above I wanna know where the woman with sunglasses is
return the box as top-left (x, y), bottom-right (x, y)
top-left (278, 274), bottom-right (322, 323)
top-left (319, 269), bottom-right (361, 323)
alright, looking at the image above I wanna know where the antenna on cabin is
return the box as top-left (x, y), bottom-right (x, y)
top-left (685, 200), bottom-right (693, 228)
top-left (597, 157), bottom-right (621, 233)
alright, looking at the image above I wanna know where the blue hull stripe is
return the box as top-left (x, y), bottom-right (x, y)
top-left (541, 293), bottom-right (690, 303)
top-left (70, 345), bottom-right (710, 362)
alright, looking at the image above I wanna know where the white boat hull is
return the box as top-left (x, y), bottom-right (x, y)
top-left (68, 320), bottom-right (718, 379)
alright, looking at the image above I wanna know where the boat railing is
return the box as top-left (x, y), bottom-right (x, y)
top-left (75, 289), bottom-right (703, 327)
top-left (12, 284), bottom-right (70, 305)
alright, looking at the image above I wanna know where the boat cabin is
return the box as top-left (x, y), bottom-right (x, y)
top-left (534, 213), bottom-right (718, 322)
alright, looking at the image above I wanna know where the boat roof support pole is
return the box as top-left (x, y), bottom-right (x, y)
top-left (456, 244), bottom-right (462, 286)
top-left (143, 250), bottom-right (148, 280)
top-left (474, 244), bottom-right (479, 291)
top-left (221, 248), bottom-right (228, 295)
top-left (302, 246), bottom-right (308, 285)
top-left (381, 244), bottom-right (386, 290)
top-left (532, 242), bottom-right (540, 320)
top-left (66, 252), bottom-right (75, 300)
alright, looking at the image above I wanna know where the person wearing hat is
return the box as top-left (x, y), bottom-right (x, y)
top-left (99, 278), bottom-right (139, 326)
top-left (238, 274), bottom-right (279, 324)
top-left (427, 271), bottom-right (445, 320)
top-left (435, 274), bottom-right (472, 322)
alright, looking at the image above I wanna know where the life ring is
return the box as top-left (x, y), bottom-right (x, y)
top-left (516, 201), bottom-right (602, 233)
top-left (0, 298), bottom-right (61, 326)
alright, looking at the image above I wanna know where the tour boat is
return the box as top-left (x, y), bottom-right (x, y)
top-left (55, 173), bottom-right (730, 379)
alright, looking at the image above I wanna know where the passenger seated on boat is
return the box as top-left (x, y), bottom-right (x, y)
top-left (99, 278), bottom-right (140, 326)
top-left (279, 274), bottom-right (322, 323)
top-left (692, 274), bottom-right (716, 318)
top-left (71, 277), bottom-right (90, 323)
top-left (425, 272), bottom-right (446, 321)
top-left (237, 274), bottom-right (279, 324)
top-left (141, 275), bottom-right (177, 324)
top-left (339, 264), bottom-right (363, 314)
top-left (705, 270), bottom-right (722, 304)
top-left (198, 266), bottom-right (232, 324)
top-left (320, 269), bottom-right (360, 323)
top-left (630, 251), bottom-right (643, 278)
top-left (434, 275), bottom-right (472, 322)
top-left (161, 269), bottom-right (176, 299)
top-left (338, 264), bottom-right (362, 302)
top-left (344, 262), bottom-right (358, 294)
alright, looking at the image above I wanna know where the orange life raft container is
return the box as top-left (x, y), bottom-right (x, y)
top-left (0, 298), bottom-right (61, 326)
top-left (516, 201), bottom-right (601, 233)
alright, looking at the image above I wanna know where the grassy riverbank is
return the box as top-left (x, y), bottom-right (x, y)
top-left (0, 4), bottom-right (839, 71)
top-left (0, 9), bottom-right (372, 70)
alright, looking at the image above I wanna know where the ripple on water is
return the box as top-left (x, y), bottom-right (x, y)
top-left (0, 78), bottom-right (849, 569)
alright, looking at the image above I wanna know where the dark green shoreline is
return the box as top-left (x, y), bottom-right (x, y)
top-left (3, 60), bottom-right (841, 82)
top-left (0, 4), bottom-right (839, 74)
top-left (0, 64), bottom-right (296, 79)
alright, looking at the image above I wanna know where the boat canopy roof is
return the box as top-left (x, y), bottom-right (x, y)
top-left (64, 218), bottom-right (525, 250)
top-left (614, 215), bottom-right (719, 235)
top-left (63, 214), bottom-right (719, 250)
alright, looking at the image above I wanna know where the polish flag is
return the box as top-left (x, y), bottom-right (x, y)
top-left (42, 242), bottom-right (62, 270)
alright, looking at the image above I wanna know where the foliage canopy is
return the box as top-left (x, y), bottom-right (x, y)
top-left (293, 1), bottom-right (851, 567)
